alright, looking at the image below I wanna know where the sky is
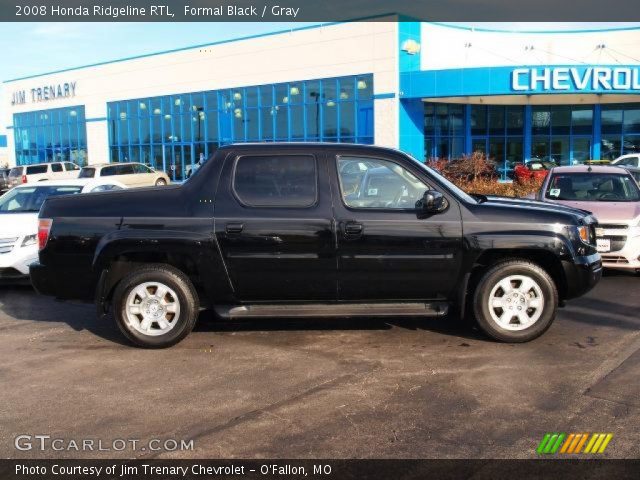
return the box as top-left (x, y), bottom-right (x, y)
top-left (1, 21), bottom-right (640, 131)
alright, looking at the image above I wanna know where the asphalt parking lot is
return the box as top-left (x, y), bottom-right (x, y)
top-left (0, 272), bottom-right (639, 459)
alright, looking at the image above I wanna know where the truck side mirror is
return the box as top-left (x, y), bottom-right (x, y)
top-left (416, 190), bottom-right (447, 213)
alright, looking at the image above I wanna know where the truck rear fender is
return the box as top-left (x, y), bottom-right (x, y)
top-left (92, 229), bottom-right (232, 313)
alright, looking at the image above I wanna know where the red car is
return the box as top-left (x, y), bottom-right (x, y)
top-left (514, 160), bottom-right (556, 183)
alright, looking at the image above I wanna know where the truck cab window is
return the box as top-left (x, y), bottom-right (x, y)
top-left (233, 155), bottom-right (317, 207)
top-left (337, 157), bottom-right (429, 209)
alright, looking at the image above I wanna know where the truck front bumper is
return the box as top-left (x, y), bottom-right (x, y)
top-left (562, 253), bottom-right (602, 300)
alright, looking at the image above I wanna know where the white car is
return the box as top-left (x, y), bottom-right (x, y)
top-left (8, 162), bottom-right (81, 187)
top-left (0, 179), bottom-right (126, 282)
top-left (612, 154), bottom-right (640, 168)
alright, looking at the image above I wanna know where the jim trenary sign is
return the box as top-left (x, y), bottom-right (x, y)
top-left (511, 66), bottom-right (640, 92)
top-left (10, 81), bottom-right (77, 106)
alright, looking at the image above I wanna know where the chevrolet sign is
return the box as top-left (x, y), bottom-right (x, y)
top-left (511, 67), bottom-right (640, 92)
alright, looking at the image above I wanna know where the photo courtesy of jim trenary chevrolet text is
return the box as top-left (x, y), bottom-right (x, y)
top-left (1, 1), bottom-right (640, 479)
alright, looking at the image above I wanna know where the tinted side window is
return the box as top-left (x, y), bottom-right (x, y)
top-left (101, 166), bottom-right (117, 176)
top-left (51, 163), bottom-right (63, 172)
top-left (79, 168), bottom-right (96, 178)
top-left (117, 164), bottom-right (135, 175)
top-left (134, 164), bottom-right (151, 173)
top-left (65, 162), bottom-right (80, 171)
top-left (233, 155), bottom-right (317, 207)
top-left (26, 165), bottom-right (48, 175)
top-left (9, 167), bottom-right (23, 177)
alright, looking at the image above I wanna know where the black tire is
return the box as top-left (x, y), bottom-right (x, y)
top-left (472, 259), bottom-right (558, 343)
top-left (155, 178), bottom-right (167, 186)
top-left (112, 264), bottom-right (199, 348)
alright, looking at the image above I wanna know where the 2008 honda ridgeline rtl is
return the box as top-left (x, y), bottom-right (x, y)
top-left (30, 144), bottom-right (602, 347)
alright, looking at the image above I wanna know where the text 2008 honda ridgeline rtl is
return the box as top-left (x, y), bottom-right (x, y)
top-left (31, 144), bottom-right (602, 347)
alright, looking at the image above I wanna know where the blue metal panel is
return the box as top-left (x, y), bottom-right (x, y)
top-left (523, 105), bottom-right (532, 160)
top-left (0, 135), bottom-right (7, 148)
top-left (593, 104), bottom-right (602, 160)
top-left (372, 93), bottom-right (396, 100)
top-left (398, 20), bottom-right (421, 74)
top-left (398, 98), bottom-right (424, 161)
top-left (464, 105), bottom-right (472, 154)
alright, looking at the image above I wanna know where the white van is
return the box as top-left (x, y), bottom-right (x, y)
top-left (8, 162), bottom-right (81, 187)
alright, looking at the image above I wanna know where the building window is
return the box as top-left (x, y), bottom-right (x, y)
top-left (13, 106), bottom-right (87, 166)
top-left (424, 103), bottom-right (464, 160)
top-left (531, 105), bottom-right (592, 165)
top-left (601, 105), bottom-right (640, 160)
top-left (470, 105), bottom-right (524, 179)
top-left (107, 74), bottom-right (374, 181)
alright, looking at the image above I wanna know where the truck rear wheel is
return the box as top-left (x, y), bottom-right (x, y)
top-left (112, 264), bottom-right (199, 348)
top-left (473, 260), bottom-right (558, 342)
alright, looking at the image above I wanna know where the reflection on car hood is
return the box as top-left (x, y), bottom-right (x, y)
top-left (545, 199), bottom-right (640, 222)
top-left (0, 212), bottom-right (38, 237)
top-left (482, 195), bottom-right (593, 216)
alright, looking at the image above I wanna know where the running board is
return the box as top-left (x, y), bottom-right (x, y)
top-left (215, 302), bottom-right (449, 319)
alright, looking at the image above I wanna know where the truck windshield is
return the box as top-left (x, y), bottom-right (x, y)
top-left (0, 186), bottom-right (83, 213)
top-left (546, 173), bottom-right (640, 202)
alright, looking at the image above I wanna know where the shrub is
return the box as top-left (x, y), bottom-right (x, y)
top-left (427, 152), bottom-right (543, 198)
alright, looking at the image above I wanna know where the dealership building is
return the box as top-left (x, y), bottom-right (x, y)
top-left (2, 18), bottom-right (640, 180)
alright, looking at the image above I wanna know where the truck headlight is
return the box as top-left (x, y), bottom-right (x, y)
top-left (21, 234), bottom-right (37, 247)
top-left (576, 226), bottom-right (589, 244)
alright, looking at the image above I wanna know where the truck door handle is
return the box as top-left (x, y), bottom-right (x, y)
top-left (225, 223), bottom-right (244, 234)
top-left (344, 222), bottom-right (363, 235)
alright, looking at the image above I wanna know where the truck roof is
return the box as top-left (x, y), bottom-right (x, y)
top-left (218, 142), bottom-right (409, 156)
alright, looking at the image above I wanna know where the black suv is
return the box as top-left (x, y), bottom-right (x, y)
top-left (31, 144), bottom-right (602, 347)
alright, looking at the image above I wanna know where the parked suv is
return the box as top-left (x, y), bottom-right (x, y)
top-left (612, 154), bottom-right (640, 168)
top-left (8, 162), bottom-right (80, 187)
top-left (534, 165), bottom-right (640, 273)
top-left (78, 162), bottom-right (170, 187)
top-left (31, 143), bottom-right (602, 348)
top-left (0, 168), bottom-right (10, 194)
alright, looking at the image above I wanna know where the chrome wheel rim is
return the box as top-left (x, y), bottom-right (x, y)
top-left (487, 275), bottom-right (544, 331)
top-left (124, 282), bottom-right (180, 336)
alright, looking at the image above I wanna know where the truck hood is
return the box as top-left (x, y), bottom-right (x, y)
top-left (480, 195), bottom-right (593, 220)
top-left (0, 212), bottom-right (38, 237)
top-left (545, 199), bottom-right (640, 223)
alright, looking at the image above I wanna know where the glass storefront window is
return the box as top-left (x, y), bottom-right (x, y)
top-left (601, 135), bottom-right (622, 160)
top-left (532, 108), bottom-right (551, 134)
top-left (470, 105), bottom-right (486, 136)
top-left (106, 74), bottom-right (374, 180)
top-left (550, 107), bottom-right (571, 135)
top-left (13, 106), bottom-right (88, 166)
top-left (506, 107), bottom-right (524, 135)
top-left (624, 108), bottom-right (640, 133)
top-left (487, 107), bottom-right (505, 135)
top-left (571, 108), bottom-right (592, 135)
top-left (601, 108), bottom-right (623, 133)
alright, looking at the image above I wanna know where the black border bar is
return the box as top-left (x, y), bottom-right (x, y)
top-left (2, 459), bottom-right (640, 480)
top-left (3, 0), bottom-right (640, 22)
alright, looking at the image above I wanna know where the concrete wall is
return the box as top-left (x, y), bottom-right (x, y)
top-left (2, 21), bottom-right (399, 166)
top-left (420, 23), bottom-right (640, 71)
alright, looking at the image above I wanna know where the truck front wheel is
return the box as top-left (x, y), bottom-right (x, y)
top-left (473, 260), bottom-right (558, 342)
top-left (112, 264), bottom-right (199, 348)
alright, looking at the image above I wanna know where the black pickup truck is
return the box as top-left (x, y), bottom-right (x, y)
top-left (30, 143), bottom-right (602, 347)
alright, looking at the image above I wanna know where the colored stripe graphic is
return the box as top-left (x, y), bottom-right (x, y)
top-left (538, 433), bottom-right (613, 454)
top-left (537, 433), bottom-right (566, 454)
